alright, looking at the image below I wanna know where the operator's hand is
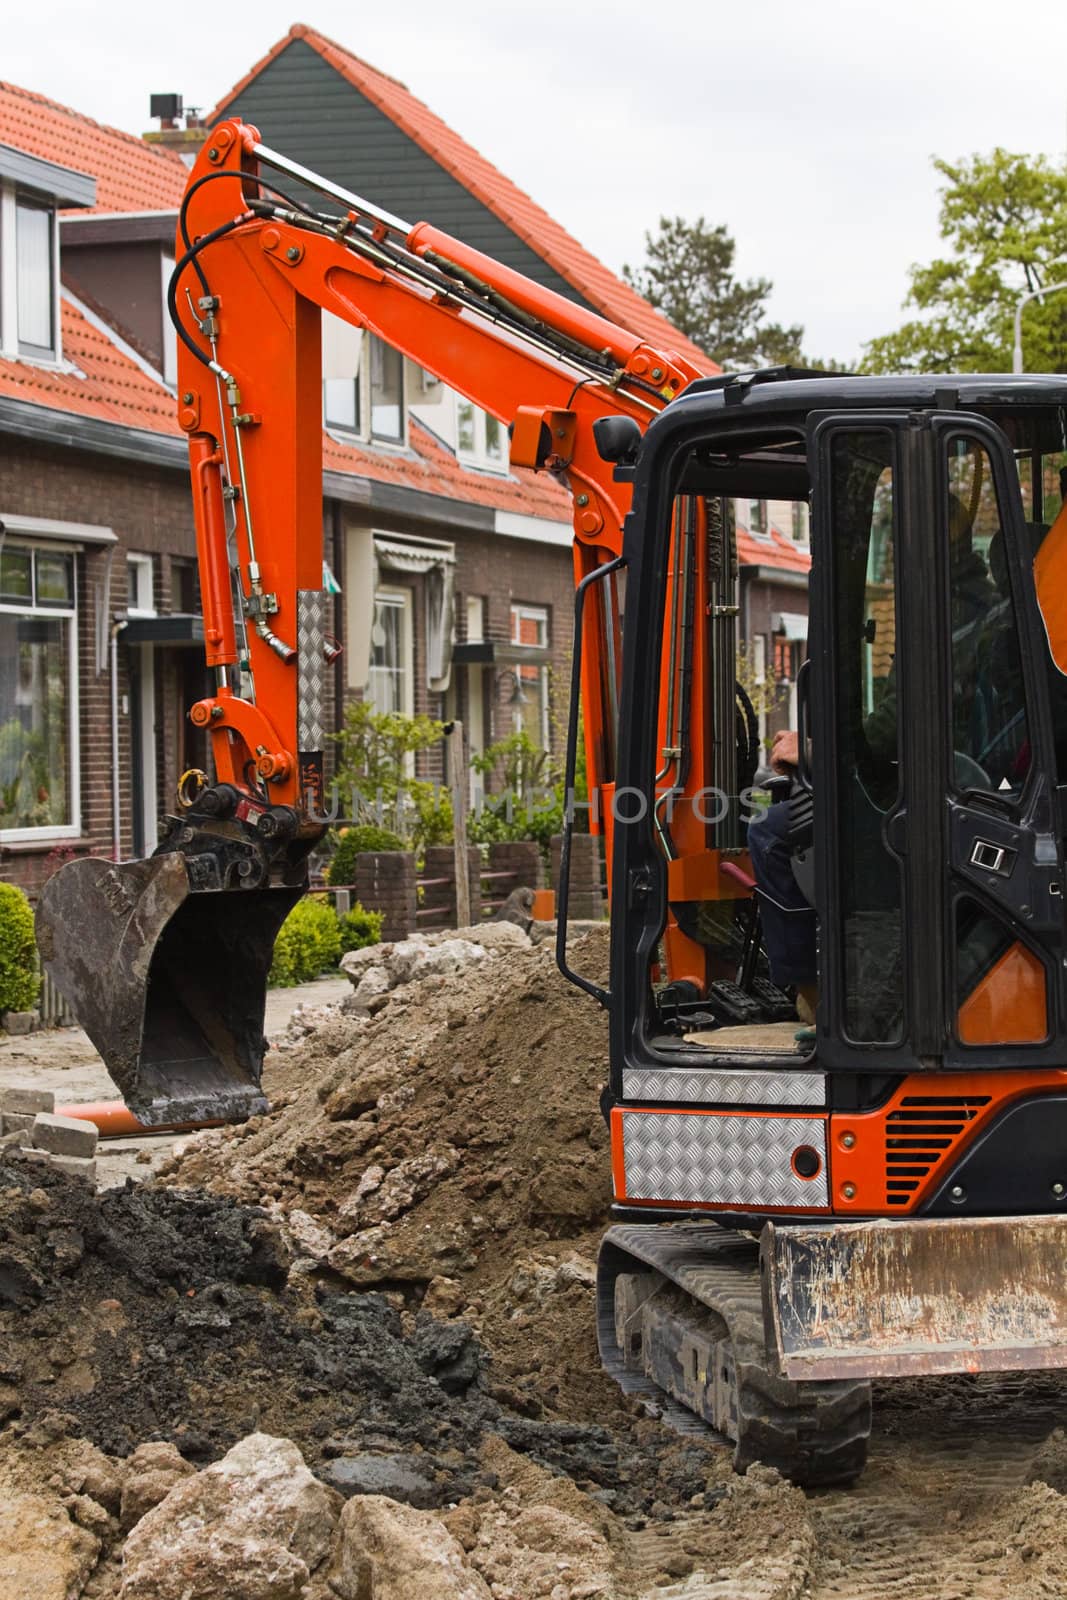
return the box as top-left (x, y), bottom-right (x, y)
top-left (770, 729), bottom-right (800, 773)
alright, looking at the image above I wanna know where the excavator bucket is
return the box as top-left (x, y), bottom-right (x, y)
top-left (36, 855), bottom-right (302, 1126)
top-left (762, 1215), bottom-right (1067, 1381)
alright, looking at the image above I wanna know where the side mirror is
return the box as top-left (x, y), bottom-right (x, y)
top-left (592, 414), bottom-right (641, 466)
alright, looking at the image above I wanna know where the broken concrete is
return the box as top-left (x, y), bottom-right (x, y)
top-left (119, 1433), bottom-right (338, 1600)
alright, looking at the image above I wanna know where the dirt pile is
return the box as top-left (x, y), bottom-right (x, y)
top-left (0, 1157), bottom-right (722, 1523)
top-left (161, 929), bottom-right (625, 1425)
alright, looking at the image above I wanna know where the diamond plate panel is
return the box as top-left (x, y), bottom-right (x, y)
top-left (622, 1068), bottom-right (824, 1107)
top-left (620, 1110), bottom-right (828, 1209)
top-left (297, 589), bottom-right (328, 753)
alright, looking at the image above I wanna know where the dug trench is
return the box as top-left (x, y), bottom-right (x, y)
top-left (2, 924), bottom-right (1067, 1598)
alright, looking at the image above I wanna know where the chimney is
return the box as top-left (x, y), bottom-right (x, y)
top-left (144, 94), bottom-right (208, 169)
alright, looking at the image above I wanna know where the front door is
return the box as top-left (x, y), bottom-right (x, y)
top-left (808, 412), bottom-right (1063, 1074)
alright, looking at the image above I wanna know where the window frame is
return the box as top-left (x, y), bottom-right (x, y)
top-left (367, 585), bottom-right (415, 719)
top-left (456, 398), bottom-right (509, 474)
top-left (509, 601), bottom-right (551, 748)
top-left (14, 190), bottom-right (58, 361)
top-left (369, 336), bottom-right (405, 446)
top-left (160, 251), bottom-right (177, 387)
top-left (0, 539), bottom-right (80, 843)
top-left (126, 553), bottom-right (156, 618)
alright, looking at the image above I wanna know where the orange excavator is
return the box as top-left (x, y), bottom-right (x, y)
top-left (37, 124), bottom-right (1067, 1485)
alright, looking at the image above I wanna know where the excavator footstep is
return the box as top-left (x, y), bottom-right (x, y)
top-left (36, 855), bottom-right (302, 1126)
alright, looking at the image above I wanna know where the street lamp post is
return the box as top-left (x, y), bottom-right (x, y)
top-left (1012, 279), bottom-right (1067, 373)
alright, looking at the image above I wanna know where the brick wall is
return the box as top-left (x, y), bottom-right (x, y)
top-left (0, 442), bottom-right (197, 896)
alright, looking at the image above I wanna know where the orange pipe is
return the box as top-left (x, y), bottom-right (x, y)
top-left (56, 1101), bottom-right (226, 1138)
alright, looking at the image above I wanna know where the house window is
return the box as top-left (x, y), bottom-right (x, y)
top-left (509, 602), bottom-right (550, 749)
top-left (127, 554), bottom-right (155, 616)
top-left (16, 195), bottom-right (56, 358)
top-left (791, 500), bottom-right (808, 543)
top-left (368, 587), bottom-right (413, 716)
top-left (161, 253), bottom-right (177, 386)
top-left (370, 337), bottom-right (404, 443)
top-left (749, 499), bottom-right (768, 536)
top-left (0, 543), bottom-right (78, 838)
top-left (322, 313), bottom-right (364, 435)
top-left (457, 400), bottom-right (507, 471)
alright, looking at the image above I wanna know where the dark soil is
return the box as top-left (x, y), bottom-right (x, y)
top-left (0, 1160), bottom-right (719, 1515)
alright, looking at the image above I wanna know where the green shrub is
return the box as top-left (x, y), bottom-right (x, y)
top-left (0, 883), bottom-right (40, 1014)
top-left (326, 824), bottom-right (405, 886)
top-left (338, 902), bottom-right (383, 955)
top-left (269, 896), bottom-right (342, 987)
top-left (406, 780), bottom-right (453, 850)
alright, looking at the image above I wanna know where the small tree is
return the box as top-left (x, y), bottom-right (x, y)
top-left (862, 150), bottom-right (1067, 374)
top-left (623, 216), bottom-right (805, 369)
top-left (332, 701), bottom-right (446, 846)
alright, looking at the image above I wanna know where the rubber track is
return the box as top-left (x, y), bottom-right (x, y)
top-left (598, 1222), bottom-right (872, 1487)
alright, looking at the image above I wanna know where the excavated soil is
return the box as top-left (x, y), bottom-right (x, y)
top-left (5, 926), bottom-right (1067, 1597)
top-left (161, 928), bottom-right (626, 1428)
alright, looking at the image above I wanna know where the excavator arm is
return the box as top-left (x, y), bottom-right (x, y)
top-left (170, 122), bottom-right (699, 824)
top-left (35, 122), bottom-right (700, 1125)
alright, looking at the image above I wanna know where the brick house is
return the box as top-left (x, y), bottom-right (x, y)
top-left (0, 44), bottom-right (809, 897)
top-left (0, 76), bottom-right (580, 896)
top-left (0, 85), bottom-right (198, 895)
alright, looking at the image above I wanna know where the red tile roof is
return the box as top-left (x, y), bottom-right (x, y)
top-left (0, 80), bottom-right (186, 214)
top-left (0, 299), bottom-right (179, 430)
top-left (213, 25), bottom-right (716, 376)
top-left (736, 522), bottom-right (811, 575)
top-left (2, 296), bottom-right (574, 524)
top-left (329, 417), bottom-right (574, 521)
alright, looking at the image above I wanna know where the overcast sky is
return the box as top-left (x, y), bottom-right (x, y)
top-left (7, 0), bottom-right (1067, 361)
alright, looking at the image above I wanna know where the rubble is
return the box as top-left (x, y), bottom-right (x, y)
top-left (119, 1433), bottom-right (338, 1600)
top-left (8, 920), bottom-right (1067, 1597)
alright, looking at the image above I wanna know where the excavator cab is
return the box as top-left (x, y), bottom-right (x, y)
top-left (586, 373), bottom-right (1067, 1483)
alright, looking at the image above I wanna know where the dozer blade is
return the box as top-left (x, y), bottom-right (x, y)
top-left (36, 855), bottom-right (302, 1126)
top-left (762, 1215), bottom-right (1067, 1380)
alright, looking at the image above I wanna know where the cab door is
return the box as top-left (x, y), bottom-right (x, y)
top-left (807, 411), bottom-right (1063, 1075)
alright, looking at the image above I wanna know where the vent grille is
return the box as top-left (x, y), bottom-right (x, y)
top-left (884, 1095), bottom-right (991, 1207)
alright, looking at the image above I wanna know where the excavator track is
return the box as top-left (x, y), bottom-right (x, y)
top-left (598, 1222), bottom-right (872, 1487)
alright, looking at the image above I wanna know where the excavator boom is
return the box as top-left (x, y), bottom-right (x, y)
top-left (36, 122), bottom-right (700, 1124)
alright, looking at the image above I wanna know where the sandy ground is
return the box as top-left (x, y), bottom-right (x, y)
top-left (0, 976), bottom-right (350, 1187)
top-left (4, 940), bottom-right (1067, 1599)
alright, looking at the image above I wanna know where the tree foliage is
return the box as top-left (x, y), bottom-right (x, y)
top-left (623, 215), bottom-right (805, 369)
top-left (862, 150), bottom-right (1067, 374)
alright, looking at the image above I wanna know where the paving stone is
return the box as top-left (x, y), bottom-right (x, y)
top-left (49, 1155), bottom-right (97, 1185)
top-left (0, 1129), bottom-right (30, 1153)
top-left (1, 1112), bottom-right (37, 1135)
top-left (1, 1088), bottom-right (55, 1115)
top-left (31, 1114), bottom-right (99, 1159)
top-left (1, 1012), bottom-right (37, 1036)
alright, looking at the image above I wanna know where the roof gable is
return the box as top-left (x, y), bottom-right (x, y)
top-left (213, 25), bottom-right (714, 373)
top-left (0, 80), bottom-right (186, 214)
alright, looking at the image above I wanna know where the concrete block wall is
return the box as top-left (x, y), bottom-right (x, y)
top-left (550, 832), bottom-right (604, 921)
top-left (420, 845), bottom-right (483, 929)
top-left (354, 850), bottom-right (417, 942)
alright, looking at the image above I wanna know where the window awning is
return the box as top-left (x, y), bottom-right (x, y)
top-left (374, 534), bottom-right (456, 576)
top-left (121, 613), bottom-right (204, 647)
top-left (774, 611), bottom-right (808, 641)
top-left (0, 512), bottom-right (116, 546)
